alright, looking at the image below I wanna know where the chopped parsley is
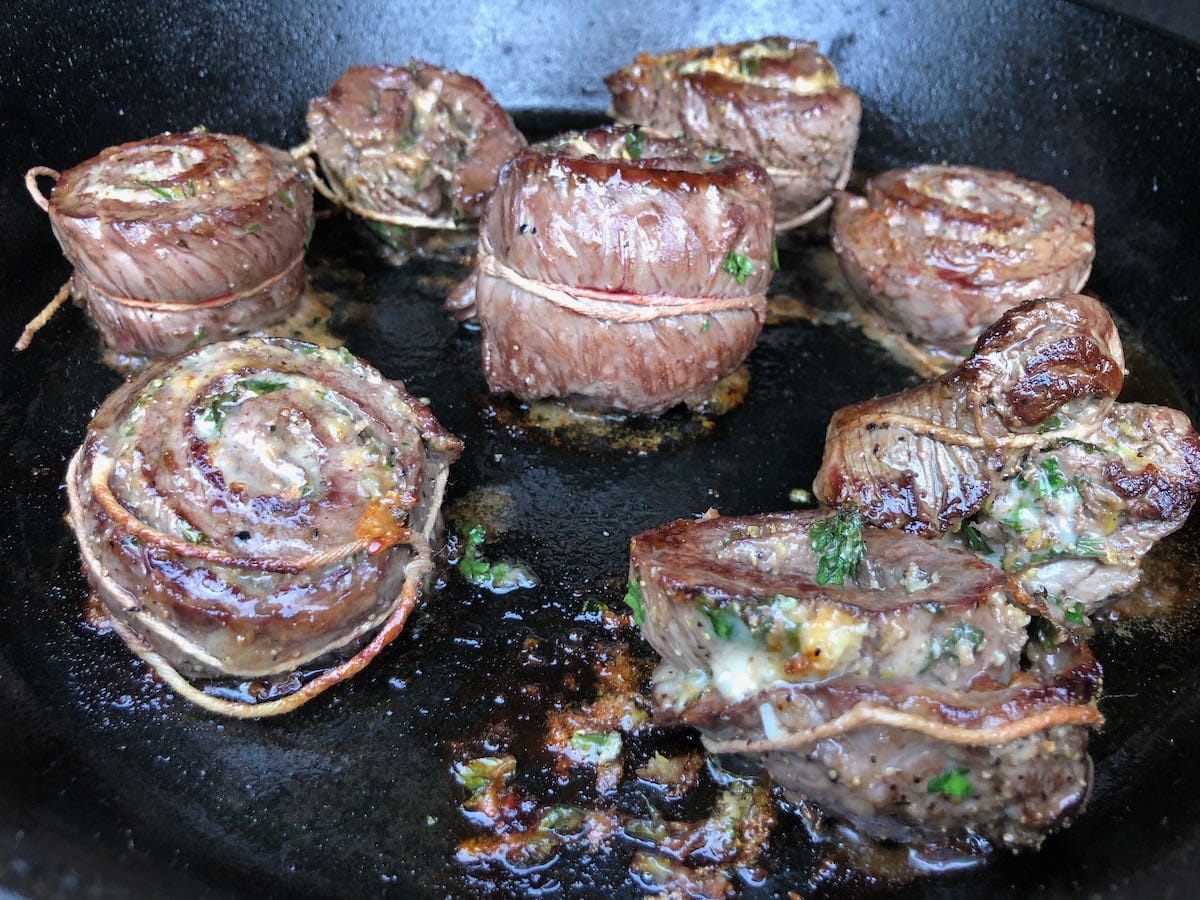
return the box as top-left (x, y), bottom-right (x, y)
top-left (367, 220), bottom-right (408, 249)
top-left (243, 223), bottom-right (260, 235)
top-left (623, 579), bottom-right (645, 624)
top-left (704, 149), bottom-right (725, 164)
top-left (808, 506), bottom-right (865, 587)
top-left (721, 251), bottom-right (755, 284)
top-left (569, 731), bottom-right (622, 764)
top-left (927, 767), bottom-right (972, 799)
top-left (949, 622), bottom-right (985, 648)
top-left (1064, 601), bottom-right (1086, 625)
top-left (277, 187), bottom-right (295, 207)
top-left (136, 179), bottom-right (175, 201)
top-left (178, 521), bottom-right (208, 544)
top-left (624, 128), bottom-right (644, 161)
top-left (699, 605), bottom-right (740, 640)
top-left (771, 240), bottom-right (779, 270)
top-left (1031, 457), bottom-right (1068, 499)
top-left (1037, 413), bottom-right (1066, 433)
top-left (962, 522), bottom-right (992, 553)
top-left (185, 326), bottom-right (207, 351)
top-left (700, 319), bottom-right (711, 333)
top-left (238, 378), bottom-right (288, 395)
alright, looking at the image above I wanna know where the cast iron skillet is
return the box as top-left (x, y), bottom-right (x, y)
top-left (3, 1), bottom-right (1199, 896)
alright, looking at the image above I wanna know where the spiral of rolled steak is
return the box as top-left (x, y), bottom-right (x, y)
top-left (46, 133), bottom-right (313, 357)
top-left (972, 402), bottom-right (1200, 620)
top-left (306, 62), bottom-right (527, 228)
top-left (606, 36), bottom-right (860, 229)
top-left (66, 338), bottom-right (462, 713)
top-left (629, 510), bottom-right (1102, 847)
top-left (446, 126), bottom-right (774, 415)
top-left (813, 295), bottom-right (1125, 536)
top-left (831, 164), bottom-right (1095, 356)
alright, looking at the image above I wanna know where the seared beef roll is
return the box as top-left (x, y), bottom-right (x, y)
top-left (814, 294), bottom-right (1200, 622)
top-left (22, 133), bottom-right (313, 356)
top-left (447, 126), bottom-right (774, 415)
top-left (629, 510), bottom-right (1101, 848)
top-left (66, 338), bottom-right (462, 717)
top-left (606, 37), bottom-right (860, 229)
top-left (832, 164), bottom-right (1095, 360)
top-left (303, 62), bottom-right (526, 239)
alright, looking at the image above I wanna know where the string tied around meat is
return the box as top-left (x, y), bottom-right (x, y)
top-left (68, 447), bottom-right (448, 719)
top-left (477, 252), bottom-right (767, 324)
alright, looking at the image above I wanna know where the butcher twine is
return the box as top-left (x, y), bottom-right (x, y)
top-left (68, 447), bottom-right (443, 719)
top-left (765, 149), bottom-right (855, 231)
top-left (478, 252), bottom-right (766, 324)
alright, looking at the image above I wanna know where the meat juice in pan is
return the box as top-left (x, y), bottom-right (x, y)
top-left (16, 44), bottom-right (1200, 900)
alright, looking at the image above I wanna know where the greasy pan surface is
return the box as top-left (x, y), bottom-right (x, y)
top-left (3, 0), bottom-right (1200, 896)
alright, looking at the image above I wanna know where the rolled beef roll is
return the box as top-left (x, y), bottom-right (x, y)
top-left (606, 37), bottom-right (860, 229)
top-left (629, 510), bottom-right (1102, 848)
top-left (66, 338), bottom-right (462, 717)
top-left (832, 164), bottom-right (1095, 358)
top-left (304, 62), bottom-right (527, 238)
top-left (813, 294), bottom-right (1200, 623)
top-left (24, 132), bottom-right (313, 356)
top-left (447, 126), bottom-right (774, 415)
top-left (813, 294), bottom-right (1125, 536)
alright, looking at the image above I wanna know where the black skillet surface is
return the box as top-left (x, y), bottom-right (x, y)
top-left (3, 1), bottom-right (1200, 896)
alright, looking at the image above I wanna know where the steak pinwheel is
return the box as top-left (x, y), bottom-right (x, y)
top-left (446, 126), bottom-right (774, 415)
top-left (21, 132), bottom-right (313, 356)
top-left (813, 294), bottom-right (1200, 623)
top-left (832, 164), bottom-right (1095, 367)
top-left (66, 338), bottom-right (462, 717)
top-left (606, 37), bottom-right (860, 229)
top-left (628, 509), bottom-right (1101, 848)
top-left (302, 62), bottom-right (526, 245)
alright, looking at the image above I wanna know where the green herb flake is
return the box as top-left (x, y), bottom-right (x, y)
top-left (277, 187), bottom-right (295, 207)
top-left (704, 149), bottom-right (725, 164)
top-left (737, 56), bottom-right (761, 76)
top-left (927, 767), bottom-right (972, 799)
top-left (1037, 413), bottom-right (1066, 433)
top-left (700, 319), bottom-right (711, 333)
top-left (963, 523), bottom-right (992, 554)
top-left (244, 223), bottom-right (260, 235)
top-left (178, 521), bottom-right (208, 544)
top-left (238, 378), bottom-right (288, 395)
top-left (452, 756), bottom-right (513, 794)
top-left (1073, 535), bottom-right (1106, 558)
top-left (337, 346), bottom-right (356, 366)
top-left (808, 506), bottom-right (865, 587)
top-left (771, 240), bottom-right (780, 270)
top-left (185, 326), bottom-right (207, 351)
top-left (721, 251), bottom-right (755, 285)
top-left (1065, 602), bottom-right (1086, 625)
top-left (1032, 457), bottom-right (1069, 499)
top-left (136, 179), bottom-right (175, 201)
top-left (458, 525), bottom-right (492, 583)
top-left (623, 579), bottom-right (645, 625)
top-left (949, 622), bottom-right (985, 649)
top-left (701, 606), bottom-right (740, 640)
top-left (624, 128), bottom-right (644, 161)
top-left (569, 731), bottom-right (622, 764)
